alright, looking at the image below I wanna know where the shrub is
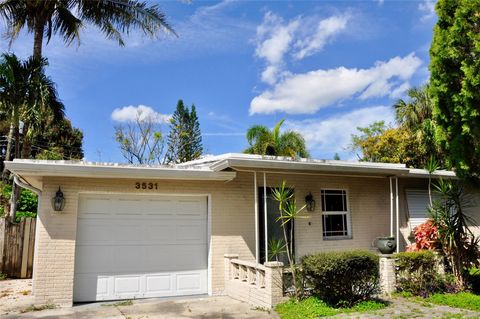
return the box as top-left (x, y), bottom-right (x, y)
top-left (301, 250), bottom-right (379, 307)
top-left (406, 219), bottom-right (439, 251)
top-left (395, 251), bottom-right (452, 297)
top-left (0, 182), bottom-right (38, 221)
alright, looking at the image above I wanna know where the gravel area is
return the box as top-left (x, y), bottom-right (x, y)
top-left (0, 279), bottom-right (34, 316)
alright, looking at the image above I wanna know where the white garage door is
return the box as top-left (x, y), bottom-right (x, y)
top-left (73, 194), bottom-right (208, 302)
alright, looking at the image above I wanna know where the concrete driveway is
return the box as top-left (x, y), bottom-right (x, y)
top-left (1, 296), bottom-right (278, 319)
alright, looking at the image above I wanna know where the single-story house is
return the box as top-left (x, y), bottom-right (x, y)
top-left (5, 153), bottom-right (477, 307)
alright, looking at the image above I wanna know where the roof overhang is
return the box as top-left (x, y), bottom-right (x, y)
top-left (210, 158), bottom-right (411, 176)
top-left (5, 160), bottom-right (237, 182)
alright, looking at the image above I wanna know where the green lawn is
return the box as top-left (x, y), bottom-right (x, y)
top-left (274, 297), bottom-right (386, 319)
top-left (426, 292), bottom-right (480, 312)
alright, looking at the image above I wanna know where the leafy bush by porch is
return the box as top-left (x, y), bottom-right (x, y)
top-left (395, 251), bottom-right (454, 297)
top-left (275, 297), bottom-right (386, 319)
top-left (301, 250), bottom-right (379, 307)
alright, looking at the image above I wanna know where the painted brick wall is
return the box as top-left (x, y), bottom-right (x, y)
top-left (32, 171), bottom-right (453, 306)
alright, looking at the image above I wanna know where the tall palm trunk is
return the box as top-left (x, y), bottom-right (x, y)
top-left (20, 122), bottom-right (31, 159)
top-left (33, 21), bottom-right (44, 60)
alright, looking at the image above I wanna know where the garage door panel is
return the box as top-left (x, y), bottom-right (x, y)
top-left (79, 199), bottom-right (112, 216)
top-left (74, 194), bottom-right (208, 302)
top-left (145, 274), bottom-right (173, 294)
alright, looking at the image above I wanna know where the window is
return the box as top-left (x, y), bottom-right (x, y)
top-left (321, 189), bottom-right (351, 238)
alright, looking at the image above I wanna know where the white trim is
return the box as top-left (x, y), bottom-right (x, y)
top-left (320, 188), bottom-right (352, 239)
top-left (390, 176), bottom-right (394, 236)
top-left (395, 177), bottom-right (400, 253)
top-left (74, 191), bottom-right (213, 297)
top-left (254, 172), bottom-right (259, 263)
top-left (263, 172), bottom-right (268, 262)
top-left (5, 161), bottom-right (236, 181)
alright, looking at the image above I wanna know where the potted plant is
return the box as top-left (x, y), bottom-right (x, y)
top-left (376, 236), bottom-right (396, 254)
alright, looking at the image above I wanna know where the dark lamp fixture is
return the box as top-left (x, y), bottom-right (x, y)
top-left (52, 187), bottom-right (65, 211)
top-left (305, 192), bottom-right (315, 212)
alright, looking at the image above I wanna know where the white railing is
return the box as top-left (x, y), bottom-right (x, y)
top-left (230, 258), bottom-right (266, 288)
top-left (224, 254), bottom-right (284, 309)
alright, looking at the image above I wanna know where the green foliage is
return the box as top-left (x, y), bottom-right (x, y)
top-left (164, 100), bottom-right (203, 164)
top-left (0, 272), bottom-right (6, 280)
top-left (268, 237), bottom-right (286, 262)
top-left (468, 268), bottom-right (480, 294)
top-left (351, 85), bottom-right (445, 168)
top-left (429, 179), bottom-right (480, 288)
top-left (426, 293), bottom-right (480, 312)
top-left (244, 119), bottom-right (309, 158)
top-left (275, 297), bottom-right (386, 319)
top-left (301, 250), bottom-right (379, 307)
top-left (271, 181), bottom-right (306, 300)
top-left (395, 251), bottom-right (450, 297)
top-left (31, 118), bottom-right (84, 160)
top-left (429, 0), bottom-right (480, 181)
top-left (333, 153), bottom-right (340, 160)
top-left (0, 182), bottom-right (37, 220)
top-left (0, 0), bottom-right (175, 59)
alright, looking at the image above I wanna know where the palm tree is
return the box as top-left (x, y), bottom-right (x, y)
top-left (394, 85), bottom-right (432, 130)
top-left (244, 119), bottom-right (309, 158)
top-left (0, 0), bottom-right (176, 59)
top-left (0, 53), bottom-right (64, 161)
top-left (0, 53), bottom-right (64, 219)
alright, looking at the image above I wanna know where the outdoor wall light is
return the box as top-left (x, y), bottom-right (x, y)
top-left (52, 187), bottom-right (65, 211)
top-left (305, 192), bottom-right (316, 212)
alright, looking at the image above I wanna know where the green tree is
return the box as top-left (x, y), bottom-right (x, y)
top-left (0, 0), bottom-right (175, 60)
top-left (244, 119), bottom-right (309, 158)
top-left (429, 0), bottom-right (480, 181)
top-left (0, 54), bottom-right (64, 162)
top-left (350, 121), bottom-right (423, 166)
top-left (165, 100), bottom-right (203, 164)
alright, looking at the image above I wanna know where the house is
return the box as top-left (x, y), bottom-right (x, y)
top-left (5, 153), bottom-right (473, 307)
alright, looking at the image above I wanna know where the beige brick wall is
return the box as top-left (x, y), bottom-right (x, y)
top-left (32, 171), bottom-right (430, 306)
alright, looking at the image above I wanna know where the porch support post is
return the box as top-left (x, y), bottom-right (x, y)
top-left (395, 177), bottom-right (400, 253)
top-left (263, 172), bottom-right (268, 263)
top-left (254, 172), bottom-right (259, 263)
top-left (389, 176), bottom-right (393, 236)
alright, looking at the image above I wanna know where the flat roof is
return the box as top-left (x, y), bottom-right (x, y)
top-left (5, 153), bottom-right (457, 181)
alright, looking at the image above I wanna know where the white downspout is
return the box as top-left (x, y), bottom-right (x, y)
top-left (14, 175), bottom-right (41, 195)
top-left (390, 177), bottom-right (393, 236)
top-left (395, 177), bottom-right (400, 253)
top-left (254, 172), bottom-right (259, 263)
top-left (263, 172), bottom-right (268, 263)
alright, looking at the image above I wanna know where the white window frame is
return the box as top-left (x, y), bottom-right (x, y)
top-left (321, 188), bottom-right (352, 239)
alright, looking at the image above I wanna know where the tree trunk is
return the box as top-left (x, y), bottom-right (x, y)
top-left (9, 124), bottom-right (20, 221)
top-left (33, 21), bottom-right (44, 60)
top-left (20, 122), bottom-right (31, 159)
top-left (5, 123), bottom-right (14, 163)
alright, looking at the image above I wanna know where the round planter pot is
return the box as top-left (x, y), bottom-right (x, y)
top-left (376, 236), bottom-right (396, 254)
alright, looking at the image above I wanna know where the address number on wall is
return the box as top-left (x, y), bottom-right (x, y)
top-left (135, 182), bottom-right (158, 190)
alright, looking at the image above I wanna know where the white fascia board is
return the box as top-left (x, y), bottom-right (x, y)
top-left (5, 161), bottom-right (236, 181)
top-left (210, 158), bottom-right (410, 175)
top-left (404, 168), bottom-right (457, 179)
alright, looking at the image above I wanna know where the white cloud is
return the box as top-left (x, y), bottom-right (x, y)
top-left (249, 53), bottom-right (422, 115)
top-left (111, 105), bottom-right (171, 123)
top-left (284, 105), bottom-right (394, 157)
top-left (293, 15), bottom-right (350, 60)
top-left (419, 0), bottom-right (436, 22)
top-left (254, 12), bottom-right (349, 85)
top-left (389, 81), bottom-right (411, 99)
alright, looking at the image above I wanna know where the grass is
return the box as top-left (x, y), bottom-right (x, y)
top-left (0, 272), bottom-right (7, 281)
top-left (102, 299), bottom-right (134, 307)
top-left (20, 304), bottom-right (56, 313)
top-left (426, 292), bottom-right (480, 312)
top-left (274, 297), bottom-right (387, 319)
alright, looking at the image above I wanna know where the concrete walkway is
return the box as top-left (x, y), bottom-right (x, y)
top-left (1, 296), bottom-right (278, 319)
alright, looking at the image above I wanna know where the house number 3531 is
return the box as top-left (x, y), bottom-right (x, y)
top-left (135, 182), bottom-right (158, 190)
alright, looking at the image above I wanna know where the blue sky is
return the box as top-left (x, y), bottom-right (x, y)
top-left (0, 0), bottom-right (437, 162)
